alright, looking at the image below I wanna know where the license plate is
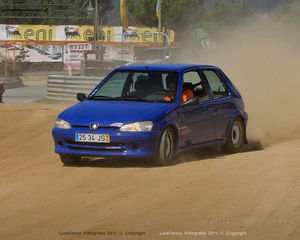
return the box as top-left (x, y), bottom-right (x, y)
top-left (75, 133), bottom-right (110, 143)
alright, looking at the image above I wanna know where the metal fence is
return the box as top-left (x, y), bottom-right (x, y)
top-left (47, 75), bottom-right (103, 101)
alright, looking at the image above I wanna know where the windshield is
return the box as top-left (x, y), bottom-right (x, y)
top-left (88, 70), bottom-right (179, 103)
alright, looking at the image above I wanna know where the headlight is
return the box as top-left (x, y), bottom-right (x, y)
top-left (119, 121), bottom-right (153, 132)
top-left (54, 118), bottom-right (71, 129)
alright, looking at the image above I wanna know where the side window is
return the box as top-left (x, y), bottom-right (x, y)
top-left (161, 73), bottom-right (169, 89)
top-left (183, 71), bottom-right (199, 85)
top-left (202, 70), bottom-right (229, 99)
top-left (183, 71), bottom-right (209, 102)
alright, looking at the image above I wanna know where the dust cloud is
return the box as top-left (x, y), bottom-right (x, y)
top-left (199, 2), bottom-right (300, 145)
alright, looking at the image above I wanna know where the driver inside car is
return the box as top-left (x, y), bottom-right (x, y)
top-left (164, 73), bottom-right (194, 102)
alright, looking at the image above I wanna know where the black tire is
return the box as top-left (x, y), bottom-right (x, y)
top-left (60, 154), bottom-right (81, 166)
top-left (156, 127), bottom-right (175, 166)
top-left (221, 117), bottom-right (245, 154)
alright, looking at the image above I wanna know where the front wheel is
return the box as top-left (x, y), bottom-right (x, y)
top-left (221, 117), bottom-right (245, 154)
top-left (155, 127), bottom-right (175, 166)
top-left (60, 154), bottom-right (81, 166)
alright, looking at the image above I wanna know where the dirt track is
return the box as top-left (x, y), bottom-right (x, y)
top-left (2, 5), bottom-right (300, 238)
top-left (1, 103), bottom-right (300, 240)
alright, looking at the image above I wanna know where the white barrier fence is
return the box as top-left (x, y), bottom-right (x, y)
top-left (47, 75), bottom-right (104, 101)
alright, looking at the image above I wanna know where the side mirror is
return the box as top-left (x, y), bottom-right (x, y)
top-left (181, 96), bottom-right (199, 107)
top-left (77, 93), bottom-right (86, 102)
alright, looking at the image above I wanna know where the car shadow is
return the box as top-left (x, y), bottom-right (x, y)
top-left (173, 140), bottom-right (263, 165)
top-left (173, 146), bottom-right (225, 165)
top-left (74, 157), bottom-right (156, 168)
top-left (65, 140), bottom-right (263, 168)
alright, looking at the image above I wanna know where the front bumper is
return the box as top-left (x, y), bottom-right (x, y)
top-left (52, 127), bottom-right (161, 158)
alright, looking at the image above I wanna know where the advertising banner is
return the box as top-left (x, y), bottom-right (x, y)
top-left (0, 24), bottom-right (174, 63)
top-left (0, 24), bottom-right (174, 43)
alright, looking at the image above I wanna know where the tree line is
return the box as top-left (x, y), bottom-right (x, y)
top-left (0, 0), bottom-right (298, 42)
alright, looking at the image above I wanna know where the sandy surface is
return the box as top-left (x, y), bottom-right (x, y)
top-left (0, 103), bottom-right (300, 240)
top-left (2, 4), bottom-right (300, 239)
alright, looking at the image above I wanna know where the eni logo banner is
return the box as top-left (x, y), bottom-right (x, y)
top-left (0, 24), bottom-right (174, 43)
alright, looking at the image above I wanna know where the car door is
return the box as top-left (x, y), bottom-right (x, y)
top-left (178, 70), bottom-right (216, 148)
top-left (200, 69), bottom-right (233, 141)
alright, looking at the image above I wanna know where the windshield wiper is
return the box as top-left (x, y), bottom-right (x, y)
top-left (89, 95), bottom-right (155, 102)
top-left (88, 95), bottom-right (115, 100)
top-left (115, 96), bottom-right (154, 102)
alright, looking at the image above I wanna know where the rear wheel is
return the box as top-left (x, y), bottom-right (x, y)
top-left (156, 127), bottom-right (175, 166)
top-left (60, 154), bottom-right (81, 166)
top-left (221, 117), bottom-right (244, 154)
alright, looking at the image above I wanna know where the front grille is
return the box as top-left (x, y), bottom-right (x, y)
top-left (65, 141), bottom-right (125, 152)
top-left (71, 125), bottom-right (119, 130)
top-left (68, 146), bottom-right (124, 152)
top-left (65, 141), bottom-right (125, 147)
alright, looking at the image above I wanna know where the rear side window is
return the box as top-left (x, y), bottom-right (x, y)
top-left (202, 70), bottom-right (229, 99)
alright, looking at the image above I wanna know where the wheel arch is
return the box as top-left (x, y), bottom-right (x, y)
top-left (158, 119), bottom-right (180, 154)
top-left (225, 111), bottom-right (248, 145)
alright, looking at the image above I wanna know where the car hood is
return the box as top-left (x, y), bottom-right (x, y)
top-left (58, 100), bottom-right (169, 127)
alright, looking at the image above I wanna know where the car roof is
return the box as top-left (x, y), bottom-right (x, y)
top-left (118, 63), bottom-right (218, 72)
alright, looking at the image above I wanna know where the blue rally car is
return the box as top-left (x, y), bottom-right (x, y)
top-left (52, 63), bottom-right (248, 166)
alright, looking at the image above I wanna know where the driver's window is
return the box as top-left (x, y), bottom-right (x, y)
top-left (183, 71), bottom-right (209, 103)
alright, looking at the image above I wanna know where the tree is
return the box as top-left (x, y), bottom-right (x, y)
top-left (127, 0), bottom-right (205, 42)
top-left (0, 0), bottom-right (114, 25)
top-left (200, 0), bottom-right (254, 40)
top-left (127, 0), bottom-right (156, 27)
